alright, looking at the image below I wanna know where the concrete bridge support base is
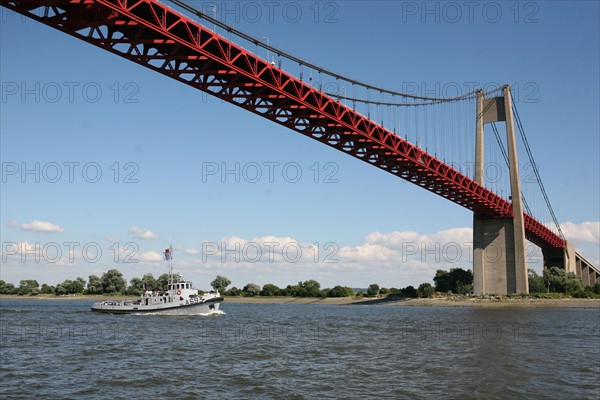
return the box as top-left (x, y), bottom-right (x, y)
top-left (473, 215), bottom-right (529, 295)
top-left (543, 243), bottom-right (600, 286)
top-left (542, 243), bottom-right (576, 274)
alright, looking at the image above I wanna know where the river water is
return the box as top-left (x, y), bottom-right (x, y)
top-left (0, 299), bottom-right (598, 399)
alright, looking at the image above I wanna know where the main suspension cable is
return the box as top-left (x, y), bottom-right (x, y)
top-left (512, 101), bottom-right (565, 240)
top-left (490, 123), bottom-right (534, 217)
top-left (168, 0), bottom-right (502, 104)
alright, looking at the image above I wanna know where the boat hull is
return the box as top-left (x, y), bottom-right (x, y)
top-left (91, 297), bottom-right (223, 315)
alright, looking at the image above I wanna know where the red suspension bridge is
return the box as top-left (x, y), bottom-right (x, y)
top-left (2, 0), bottom-right (597, 292)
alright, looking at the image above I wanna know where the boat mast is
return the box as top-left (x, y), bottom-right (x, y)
top-left (164, 244), bottom-right (174, 293)
top-left (169, 245), bottom-right (173, 286)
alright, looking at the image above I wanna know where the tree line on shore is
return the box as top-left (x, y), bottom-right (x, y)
top-left (1, 266), bottom-right (598, 298)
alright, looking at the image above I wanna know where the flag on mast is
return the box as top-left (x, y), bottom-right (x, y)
top-left (164, 247), bottom-right (172, 261)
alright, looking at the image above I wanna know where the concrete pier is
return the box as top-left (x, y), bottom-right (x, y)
top-left (543, 244), bottom-right (600, 286)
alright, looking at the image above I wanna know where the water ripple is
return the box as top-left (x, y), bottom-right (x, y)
top-left (0, 300), bottom-right (598, 398)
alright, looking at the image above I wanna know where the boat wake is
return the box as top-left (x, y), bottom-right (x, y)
top-left (129, 309), bottom-right (226, 317)
top-left (195, 309), bottom-right (226, 317)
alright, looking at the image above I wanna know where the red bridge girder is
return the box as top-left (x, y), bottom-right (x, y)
top-left (0, 0), bottom-right (566, 249)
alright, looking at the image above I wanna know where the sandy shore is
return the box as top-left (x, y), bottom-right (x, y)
top-left (370, 297), bottom-right (600, 308)
top-left (223, 296), bottom-right (600, 308)
top-left (223, 296), bottom-right (370, 305)
top-left (3, 294), bottom-right (598, 308)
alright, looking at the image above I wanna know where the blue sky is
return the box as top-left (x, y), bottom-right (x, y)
top-left (1, 1), bottom-right (598, 290)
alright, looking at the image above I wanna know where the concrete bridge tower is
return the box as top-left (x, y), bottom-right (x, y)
top-left (473, 86), bottom-right (529, 294)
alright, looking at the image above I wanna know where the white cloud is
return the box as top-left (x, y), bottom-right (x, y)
top-left (138, 251), bottom-right (163, 262)
top-left (2, 223), bottom-right (596, 289)
top-left (250, 235), bottom-right (297, 246)
top-left (338, 242), bottom-right (399, 263)
top-left (6, 219), bottom-right (17, 228)
top-left (20, 220), bottom-right (65, 233)
top-left (221, 235), bottom-right (248, 248)
top-left (198, 235), bottom-right (326, 265)
top-left (364, 230), bottom-right (420, 246)
top-left (561, 221), bottom-right (600, 244)
top-left (194, 229), bottom-right (476, 287)
top-left (128, 226), bottom-right (158, 239)
top-left (429, 227), bottom-right (473, 244)
top-left (344, 228), bottom-right (473, 266)
top-left (363, 227), bottom-right (472, 251)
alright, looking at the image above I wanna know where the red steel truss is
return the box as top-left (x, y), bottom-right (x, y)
top-left (0, 0), bottom-right (566, 249)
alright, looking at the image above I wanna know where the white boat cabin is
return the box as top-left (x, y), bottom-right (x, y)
top-left (141, 275), bottom-right (199, 306)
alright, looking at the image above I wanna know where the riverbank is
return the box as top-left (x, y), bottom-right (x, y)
top-left (2, 294), bottom-right (599, 308)
top-left (223, 296), bottom-right (600, 308)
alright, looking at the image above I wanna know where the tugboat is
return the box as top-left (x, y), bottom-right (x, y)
top-left (91, 246), bottom-right (223, 315)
